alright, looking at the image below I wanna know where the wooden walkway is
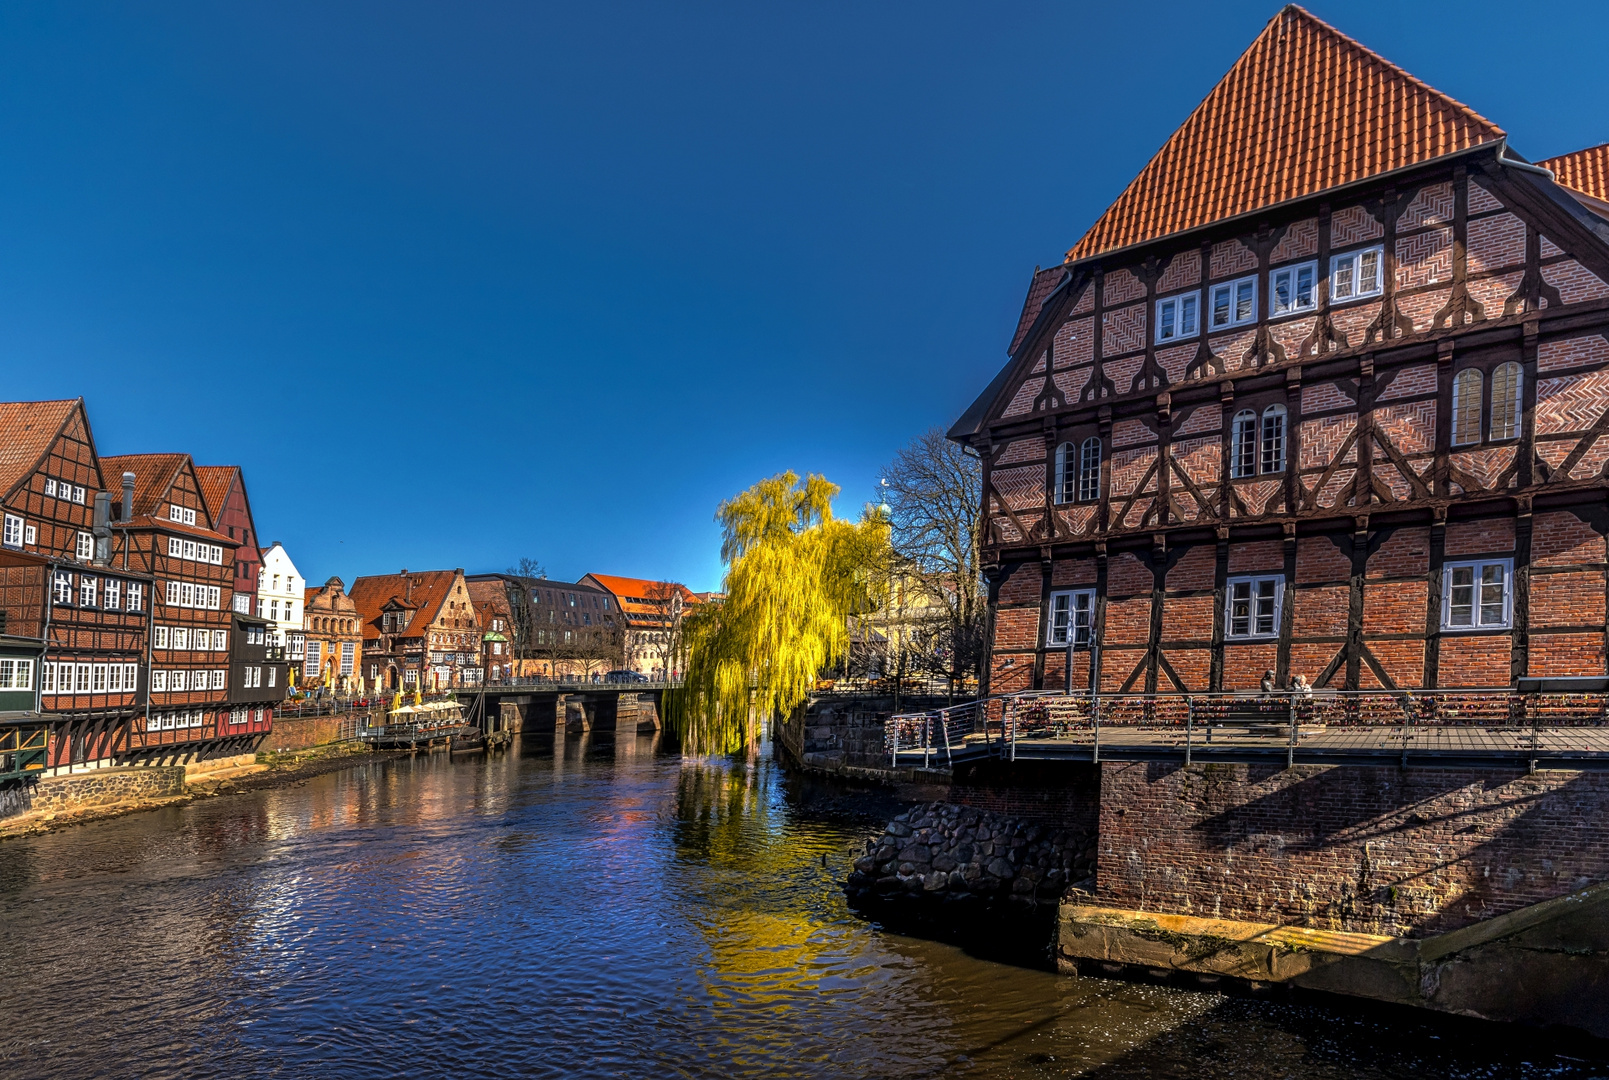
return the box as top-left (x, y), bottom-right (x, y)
top-left (891, 724), bottom-right (1609, 769)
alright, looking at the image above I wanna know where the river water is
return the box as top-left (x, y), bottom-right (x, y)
top-left (0, 735), bottom-right (1600, 1079)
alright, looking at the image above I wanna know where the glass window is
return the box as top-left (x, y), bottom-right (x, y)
top-left (1452, 368), bottom-right (1483, 446)
top-left (1270, 261), bottom-right (1318, 316)
top-left (1444, 560), bottom-right (1511, 630)
top-left (1, 514), bottom-right (22, 549)
top-left (1053, 442), bottom-right (1076, 505)
top-left (1047, 589), bottom-right (1096, 647)
top-left (1261, 404), bottom-right (1287, 474)
top-left (1227, 575), bottom-right (1282, 638)
top-left (1230, 410), bottom-right (1258, 478)
top-left (1078, 438), bottom-right (1101, 501)
top-left (1490, 362), bottom-right (1521, 441)
top-left (53, 571), bottom-right (72, 605)
top-left (1155, 292), bottom-right (1200, 343)
top-left (1209, 276), bottom-right (1257, 330)
top-left (1330, 246), bottom-right (1384, 302)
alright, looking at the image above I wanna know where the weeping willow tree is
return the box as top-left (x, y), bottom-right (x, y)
top-left (664, 471), bottom-right (889, 755)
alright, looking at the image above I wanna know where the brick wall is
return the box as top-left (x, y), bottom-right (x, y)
top-left (1096, 760), bottom-right (1609, 938)
top-left (262, 712), bottom-right (372, 751)
top-left (950, 759), bottom-right (1100, 830)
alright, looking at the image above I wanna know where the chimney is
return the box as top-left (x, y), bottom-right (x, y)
top-left (120, 472), bottom-right (135, 523)
top-left (92, 492), bottom-right (112, 564)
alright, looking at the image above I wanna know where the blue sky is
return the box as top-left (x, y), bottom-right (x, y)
top-left (2, 2), bottom-right (1605, 591)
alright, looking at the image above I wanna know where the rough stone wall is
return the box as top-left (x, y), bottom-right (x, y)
top-left (15, 766), bottom-right (186, 816)
top-left (1096, 761), bottom-right (1609, 938)
top-left (846, 800), bottom-right (1096, 905)
top-left (262, 711), bottom-right (372, 751)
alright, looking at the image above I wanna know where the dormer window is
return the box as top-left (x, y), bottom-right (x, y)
top-left (1155, 292), bottom-right (1199, 343)
top-left (1330, 246), bottom-right (1383, 303)
top-left (1209, 276), bottom-right (1257, 330)
top-left (1270, 261), bottom-right (1318, 315)
top-left (169, 505), bottom-right (197, 526)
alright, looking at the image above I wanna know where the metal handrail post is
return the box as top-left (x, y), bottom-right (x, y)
top-left (1185, 695), bottom-right (1193, 766)
top-left (923, 714), bottom-right (932, 770)
top-left (1288, 690), bottom-right (1297, 768)
top-left (890, 720), bottom-right (899, 767)
top-left (1092, 695), bottom-right (1101, 764)
top-left (941, 707), bottom-right (955, 765)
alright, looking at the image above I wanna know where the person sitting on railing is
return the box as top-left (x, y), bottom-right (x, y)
top-left (1261, 670), bottom-right (1277, 694)
top-left (1289, 673), bottom-right (1312, 696)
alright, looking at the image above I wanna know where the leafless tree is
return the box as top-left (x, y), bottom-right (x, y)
top-left (877, 427), bottom-right (985, 696)
top-left (643, 580), bottom-right (690, 679)
top-left (505, 556), bottom-right (546, 581)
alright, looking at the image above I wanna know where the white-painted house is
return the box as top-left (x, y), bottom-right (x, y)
top-left (257, 542), bottom-right (307, 676)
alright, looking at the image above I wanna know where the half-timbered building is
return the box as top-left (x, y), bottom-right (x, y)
top-left (0, 400), bottom-right (152, 770)
top-left (351, 569), bottom-right (482, 690)
top-left (195, 465), bottom-right (264, 616)
top-left (952, 7), bottom-right (1609, 695)
top-left (100, 453), bottom-right (281, 756)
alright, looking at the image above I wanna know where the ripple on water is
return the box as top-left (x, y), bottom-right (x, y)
top-left (0, 738), bottom-right (1601, 1080)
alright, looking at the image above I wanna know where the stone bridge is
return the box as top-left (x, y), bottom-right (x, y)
top-left (462, 684), bottom-right (668, 736)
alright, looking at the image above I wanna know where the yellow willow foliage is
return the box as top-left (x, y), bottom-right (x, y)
top-left (665, 472), bottom-right (888, 755)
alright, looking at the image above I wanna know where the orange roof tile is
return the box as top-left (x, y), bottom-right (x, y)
top-left (1539, 143), bottom-right (1609, 204)
top-left (0, 399), bottom-right (83, 500)
top-left (99, 454), bottom-right (189, 518)
top-left (1066, 5), bottom-right (1503, 262)
top-left (193, 465), bottom-right (239, 523)
top-left (582, 573), bottom-right (699, 623)
top-left (349, 570), bottom-right (459, 641)
top-left (1008, 267), bottom-right (1069, 356)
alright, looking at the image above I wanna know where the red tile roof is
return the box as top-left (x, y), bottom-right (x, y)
top-left (99, 454), bottom-right (188, 518)
top-left (582, 573), bottom-right (699, 624)
top-left (1539, 143), bottom-right (1609, 204)
top-left (193, 465), bottom-right (239, 523)
top-left (0, 399), bottom-right (83, 500)
top-left (349, 570), bottom-right (460, 641)
top-left (1008, 267), bottom-right (1069, 356)
top-left (1066, 5), bottom-right (1504, 262)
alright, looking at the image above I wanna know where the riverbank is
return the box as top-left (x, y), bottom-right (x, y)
top-left (0, 741), bottom-right (402, 841)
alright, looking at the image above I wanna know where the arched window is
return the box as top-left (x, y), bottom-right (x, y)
top-left (1490, 362), bottom-right (1521, 441)
top-left (1452, 368), bottom-right (1483, 446)
top-left (1079, 437), bottom-right (1101, 501)
top-left (1260, 404), bottom-right (1287, 473)
top-left (1230, 409), bottom-right (1258, 478)
top-left (1052, 442), bottom-right (1075, 504)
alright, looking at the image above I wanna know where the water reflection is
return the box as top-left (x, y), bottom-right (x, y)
top-left (0, 739), bottom-right (1598, 1079)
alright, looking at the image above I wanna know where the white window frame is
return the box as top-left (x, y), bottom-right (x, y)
top-left (2, 514), bottom-right (22, 549)
top-left (43, 478), bottom-right (56, 498)
top-left (75, 662), bottom-right (91, 692)
top-left (1155, 291), bottom-right (1200, 343)
top-left (1452, 367), bottom-right (1483, 447)
top-left (1269, 260), bottom-right (1318, 316)
top-left (1209, 275), bottom-right (1258, 330)
top-left (76, 532), bottom-right (93, 560)
top-left (152, 670), bottom-right (168, 692)
top-left (1489, 362), bottom-right (1522, 443)
top-left (127, 583), bottom-right (143, 612)
top-left (153, 626), bottom-right (170, 650)
top-left (104, 579), bottom-right (121, 610)
top-left (213, 629), bottom-right (228, 651)
top-left (53, 571), bottom-right (72, 605)
top-left (1442, 559), bottom-right (1512, 631)
top-left (92, 663), bottom-right (107, 692)
top-left (1047, 588), bottom-right (1096, 647)
top-left (0, 659), bottom-right (32, 690)
top-left (1226, 575), bottom-right (1283, 639)
top-left (168, 537), bottom-right (183, 558)
top-left (79, 576), bottom-right (97, 607)
top-left (123, 664), bottom-right (138, 690)
top-left (1329, 245), bottom-right (1384, 304)
top-left (211, 670), bottom-right (226, 690)
top-left (23, 525), bottom-right (35, 545)
top-left (1230, 409), bottom-right (1258, 479)
top-left (73, 486), bottom-right (85, 505)
top-left (1260, 404), bottom-right (1287, 474)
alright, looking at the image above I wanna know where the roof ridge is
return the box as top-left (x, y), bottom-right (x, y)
top-left (1066, 5), bottom-right (1504, 262)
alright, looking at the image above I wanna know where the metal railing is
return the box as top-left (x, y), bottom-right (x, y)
top-left (887, 689), bottom-right (1609, 768)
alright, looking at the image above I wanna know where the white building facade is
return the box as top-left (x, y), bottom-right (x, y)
top-left (257, 542), bottom-right (307, 678)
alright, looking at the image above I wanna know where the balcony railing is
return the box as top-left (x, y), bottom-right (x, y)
top-left (886, 689), bottom-right (1609, 770)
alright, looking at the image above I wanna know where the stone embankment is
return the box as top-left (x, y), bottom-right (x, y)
top-left (845, 800), bottom-right (1094, 906)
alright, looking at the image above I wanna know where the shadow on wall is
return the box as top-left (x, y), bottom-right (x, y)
top-left (1098, 761), bottom-right (1609, 937)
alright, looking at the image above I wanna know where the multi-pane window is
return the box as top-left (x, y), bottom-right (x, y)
top-left (1490, 362), bottom-right (1521, 441)
top-left (152, 670), bottom-right (168, 692)
top-left (154, 626), bottom-right (170, 649)
top-left (92, 664), bottom-right (107, 692)
top-left (74, 662), bottom-right (91, 693)
top-left (1054, 440), bottom-right (1101, 504)
top-left (40, 662), bottom-right (55, 693)
top-left (127, 583), bottom-right (143, 612)
top-left (1230, 410), bottom-right (1258, 478)
top-left (53, 571), bottom-right (72, 605)
top-left (1444, 559), bottom-right (1511, 630)
top-left (1079, 437), bottom-right (1101, 501)
top-left (306, 640), bottom-right (323, 675)
top-left (1261, 405), bottom-right (1287, 473)
top-left (1047, 589), bottom-right (1096, 647)
top-left (123, 664), bottom-right (137, 691)
top-left (2, 514), bottom-right (22, 549)
top-left (75, 532), bottom-right (93, 560)
top-left (1452, 368), bottom-right (1483, 446)
top-left (104, 580), bottom-right (121, 609)
top-left (169, 505), bottom-right (197, 526)
top-left (211, 670), bottom-right (227, 690)
top-left (1270, 261), bottom-right (1317, 315)
top-left (174, 627), bottom-right (191, 650)
top-left (79, 576), bottom-right (97, 607)
top-left (1330, 246), bottom-right (1383, 302)
top-left (213, 630), bottom-right (228, 650)
top-left (1227, 575), bottom-right (1282, 638)
top-left (0, 659), bottom-right (33, 690)
top-left (1209, 276), bottom-right (1257, 330)
top-left (1155, 292), bottom-right (1200, 342)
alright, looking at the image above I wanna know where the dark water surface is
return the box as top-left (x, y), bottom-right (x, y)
top-left (0, 735), bottom-right (1601, 1079)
